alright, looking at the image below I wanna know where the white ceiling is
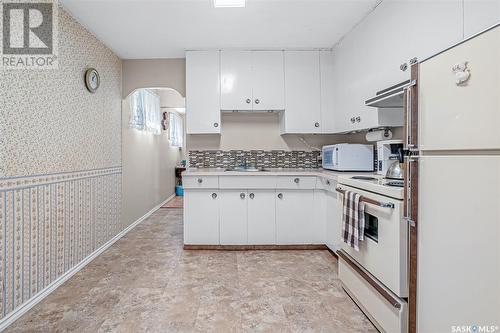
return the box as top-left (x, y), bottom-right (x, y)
top-left (60, 0), bottom-right (380, 59)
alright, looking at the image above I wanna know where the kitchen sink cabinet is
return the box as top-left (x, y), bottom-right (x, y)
top-left (220, 190), bottom-right (248, 245)
top-left (184, 190), bottom-right (220, 244)
top-left (220, 50), bottom-right (285, 111)
top-left (186, 51), bottom-right (221, 134)
top-left (247, 190), bottom-right (276, 245)
top-left (219, 190), bottom-right (276, 245)
top-left (275, 190), bottom-right (320, 244)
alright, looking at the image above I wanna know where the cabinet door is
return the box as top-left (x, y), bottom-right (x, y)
top-left (247, 190), bottom-right (276, 245)
top-left (184, 190), bottom-right (219, 244)
top-left (252, 51), bottom-right (285, 111)
top-left (186, 51), bottom-right (221, 134)
top-left (464, 0), bottom-right (500, 39)
top-left (320, 50), bottom-right (335, 133)
top-left (283, 51), bottom-right (321, 133)
top-left (221, 51), bottom-right (253, 110)
top-left (220, 190), bottom-right (248, 245)
top-left (325, 190), bottom-right (340, 251)
top-left (276, 190), bottom-right (317, 244)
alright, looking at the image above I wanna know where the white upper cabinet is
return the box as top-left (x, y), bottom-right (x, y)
top-left (186, 51), bottom-right (221, 134)
top-left (252, 51), bottom-right (285, 111)
top-left (221, 51), bottom-right (253, 110)
top-left (320, 50), bottom-right (335, 133)
top-left (331, 0), bottom-right (463, 133)
top-left (221, 50), bottom-right (285, 111)
top-left (463, 0), bottom-right (500, 38)
top-left (281, 51), bottom-right (322, 134)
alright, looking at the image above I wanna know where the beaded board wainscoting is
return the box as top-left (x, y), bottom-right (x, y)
top-left (188, 150), bottom-right (321, 169)
top-left (0, 168), bottom-right (122, 321)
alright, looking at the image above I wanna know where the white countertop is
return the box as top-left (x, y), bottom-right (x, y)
top-left (182, 167), bottom-right (375, 182)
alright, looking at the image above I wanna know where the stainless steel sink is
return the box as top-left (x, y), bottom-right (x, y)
top-left (225, 166), bottom-right (269, 172)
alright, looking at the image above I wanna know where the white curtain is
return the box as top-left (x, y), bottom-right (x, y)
top-left (169, 112), bottom-right (183, 148)
top-left (129, 89), bottom-right (161, 135)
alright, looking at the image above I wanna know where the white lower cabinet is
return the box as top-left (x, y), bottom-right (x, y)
top-left (325, 190), bottom-right (340, 250)
top-left (184, 190), bottom-right (219, 245)
top-left (275, 190), bottom-right (319, 244)
top-left (220, 190), bottom-right (248, 245)
top-left (247, 190), bottom-right (276, 245)
top-left (184, 176), bottom-right (340, 246)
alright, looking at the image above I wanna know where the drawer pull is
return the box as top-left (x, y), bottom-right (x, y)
top-left (326, 180), bottom-right (331, 186)
top-left (277, 193), bottom-right (283, 199)
top-left (240, 193), bottom-right (246, 199)
top-left (197, 178), bottom-right (203, 184)
top-left (294, 178), bottom-right (300, 184)
top-left (211, 193), bottom-right (217, 199)
top-left (249, 193), bottom-right (254, 199)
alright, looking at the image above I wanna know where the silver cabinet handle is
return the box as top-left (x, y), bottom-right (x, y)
top-left (277, 193), bottom-right (283, 199)
top-left (249, 193), bottom-right (254, 199)
top-left (409, 57), bottom-right (418, 65)
top-left (355, 116), bottom-right (361, 123)
top-left (254, 99), bottom-right (260, 104)
top-left (213, 122), bottom-right (219, 128)
top-left (400, 63), bottom-right (408, 71)
top-left (294, 178), bottom-right (300, 184)
top-left (314, 122), bottom-right (320, 128)
top-left (350, 117), bottom-right (356, 123)
top-left (197, 178), bottom-right (203, 184)
top-left (212, 193), bottom-right (217, 199)
top-left (240, 193), bottom-right (246, 199)
top-left (246, 98), bottom-right (251, 104)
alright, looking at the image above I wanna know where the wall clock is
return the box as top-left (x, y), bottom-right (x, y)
top-left (84, 68), bottom-right (100, 93)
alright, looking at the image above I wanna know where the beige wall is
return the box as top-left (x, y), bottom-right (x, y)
top-left (0, 8), bottom-right (122, 321)
top-left (122, 90), bottom-right (184, 226)
top-left (122, 59), bottom-right (186, 98)
top-left (187, 113), bottom-right (403, 151)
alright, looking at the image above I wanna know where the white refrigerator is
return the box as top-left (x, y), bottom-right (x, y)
top-left (406, 24), bottom-right (500, 332)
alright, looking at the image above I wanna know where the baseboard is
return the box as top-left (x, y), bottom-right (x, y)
top-left (183, 244), bottom-right (328, 251)
top-left (0, 194), bottom-right (174, 332)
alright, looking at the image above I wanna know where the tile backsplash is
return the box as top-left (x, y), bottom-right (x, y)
top-left (189, 150), bottom-right (321, 169)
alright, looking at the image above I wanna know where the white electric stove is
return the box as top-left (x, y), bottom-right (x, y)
top-left (336, 174), bottom-right (408, 333)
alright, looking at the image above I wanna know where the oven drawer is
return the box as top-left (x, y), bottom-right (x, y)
top-left (339, 252), bottom-right (407, 333)
top-left (337, 184), bottom-right (407, 297)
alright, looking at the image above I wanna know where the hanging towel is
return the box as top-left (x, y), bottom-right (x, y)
top-left (342, 190), bottom-right (366, 251)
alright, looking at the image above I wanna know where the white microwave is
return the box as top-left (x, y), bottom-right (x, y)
top-left (322, 144), bottom-right (374, 171)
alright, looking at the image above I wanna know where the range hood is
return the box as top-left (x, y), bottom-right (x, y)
top-left (365, 80), bottom-right (413, 108)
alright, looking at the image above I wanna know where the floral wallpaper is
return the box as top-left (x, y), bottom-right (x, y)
top-left (0, 7), bottom-right (123, 321)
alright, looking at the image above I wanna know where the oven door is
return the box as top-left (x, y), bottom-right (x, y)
top-left (338, 184), bottom-right (407, 297)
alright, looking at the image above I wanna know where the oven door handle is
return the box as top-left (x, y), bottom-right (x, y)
top-left (336, 187), bottom-right (395, 209)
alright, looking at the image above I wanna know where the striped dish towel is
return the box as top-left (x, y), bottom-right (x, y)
top-left (342, 190), bottom-right (365, 251)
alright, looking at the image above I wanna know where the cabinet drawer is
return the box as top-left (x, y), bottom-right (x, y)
top-left (276, 176), bottom-right (317, 189)
top-left (183, 176), bottom-right (219, 189)
top-left (316, 177), bottom-right (337, 192)
top-left (219, 176), bottom-right (277, 189)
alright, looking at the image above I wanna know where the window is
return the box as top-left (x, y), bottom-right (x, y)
top-left (129, 89), bottom-right (161, 135)
top-left (169, 112), bottom-right (183, 148)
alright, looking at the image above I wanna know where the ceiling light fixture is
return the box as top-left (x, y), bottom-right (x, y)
top-left (214, 0), bottom-right (246, 8)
